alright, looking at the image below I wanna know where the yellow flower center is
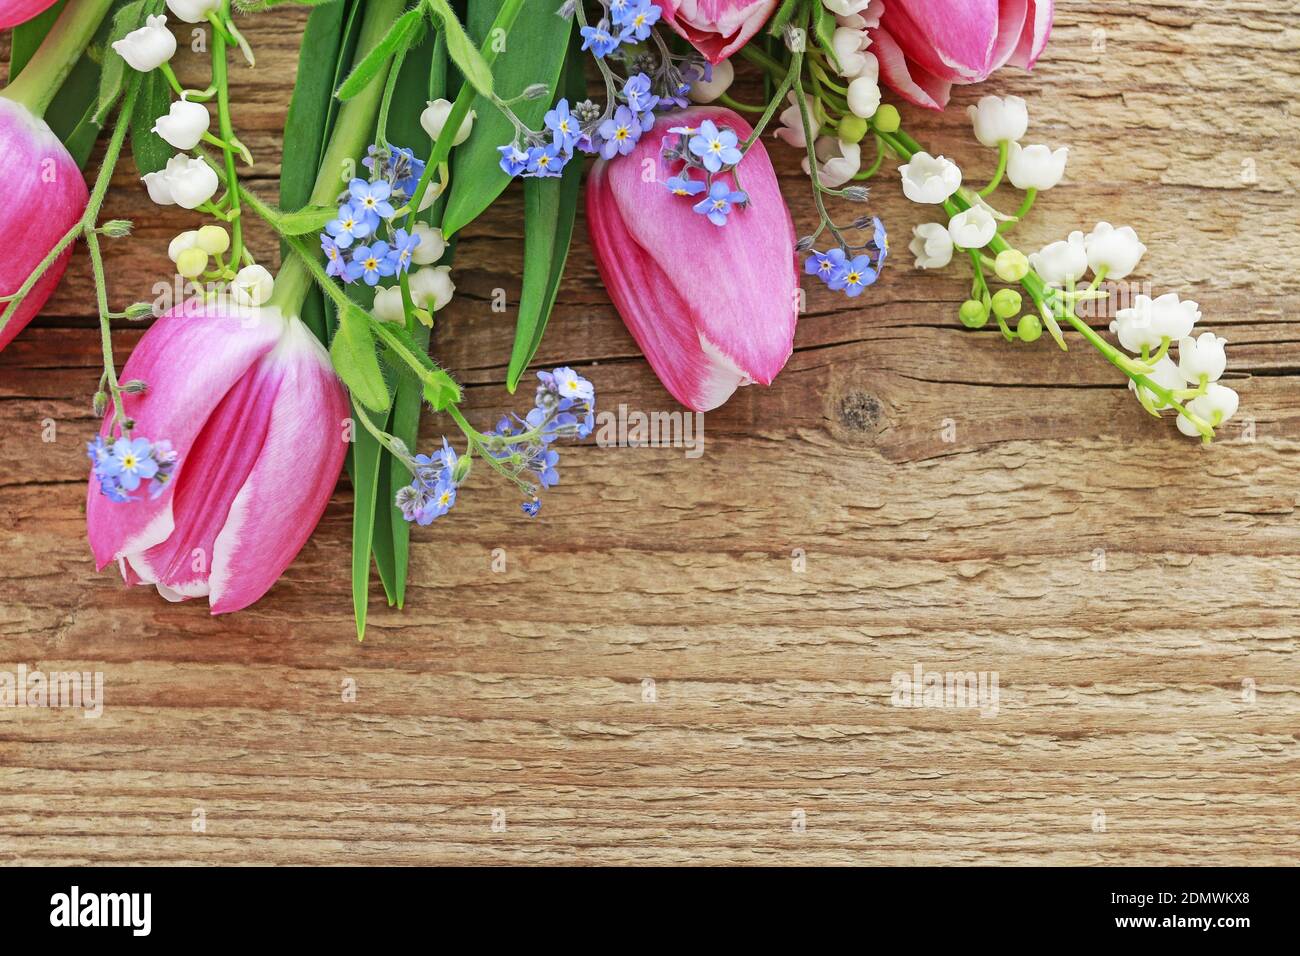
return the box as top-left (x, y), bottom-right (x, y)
top-left (122, 455), bottom-right (137, 469)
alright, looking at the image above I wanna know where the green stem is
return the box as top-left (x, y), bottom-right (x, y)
top-left (718, 92), bottom-right (767, 114)
top-left (211, 6), bottom-right (244, 271)
top-left (269, 0), bottom-right (410, 315)
top-left (1, 0), bottom-right (116, 117)
top-left (980, 140), bottom-right (1008, 196)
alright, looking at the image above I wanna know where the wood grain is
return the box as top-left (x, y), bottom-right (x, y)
top-left (1, 1), bottom-right (1298, 866)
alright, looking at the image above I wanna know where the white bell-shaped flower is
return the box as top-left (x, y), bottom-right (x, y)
top-left (1028, 231), bottom-right (1087, 286)
top-left (909, 223), bottom-right (954, 269)
top-left (967, 95), bottom-right (1029, 148)
top-left (1178, 332), bottom-right (1228, 383)
top-left (1085, 222), bottom-right (1147, 279)
top-left (1007, 142), bottom-right (1068, 190)
top-left (899, 151), bottom-right (962, 204)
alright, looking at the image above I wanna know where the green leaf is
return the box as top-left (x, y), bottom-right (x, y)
top-left (330, 304), bottom-right (392, 413)
top-left (440, 0), bottom-right (572, 237)
top-left (96, 0), bottom-right (151, 123)
top-left (507, 47), bottom-right (584, 391)
top-left (767, 0), bottom-right (801, 38)
top-left (275, 203), bottom-right (340, 235)
top-left (9, 0), bottom-right (67, 78)
top-left (348, 399), bottom-right (388, 641)
top-left (425, 0), bottom-right (494, 98)
top-left (812, 1), bottom-right (841, 72)
top-left (129, 69), bottom-right (172, 175)
top-left (335, 5), bottom-right (426, 101)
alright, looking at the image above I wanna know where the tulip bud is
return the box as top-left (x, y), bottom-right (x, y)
top-left (0, 98), bottom-right (90, 353)
top-left (586, 105), bottom-right (797, 412)
top-left (86, 304), bottom-right (350, 614)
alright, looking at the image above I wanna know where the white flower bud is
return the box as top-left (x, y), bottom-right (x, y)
top-left (822, 0), bottom-right (877, 15)
top-left (947, 206), bottom-right (997, 249)
top-left (409, 266), bottom-right (455, 312)
top-left (232, 265), bottom-right (274, 307)
top-left (1007, 142), bottom-right (1068, 190)
top-left (152, 97), bottom-right (210, 150)
top-left (899, 151), bottom-right (962, 204)
top-left (846, 75), bottom-right (881, 119)
top-left (909, 223), bottom-right (953, 269)
top-left (372, 285), bottom-right (406, 323)
top-left (420, 99), bottom-right (475, 146)
top-left (1110, 293), bottom-right (1200, 353)
top-left (831, 27), bottom-right (871, 79)
top-left (1085, 221), bottom-right (1147, 280)
top-left (411, 223), bottom-right (446, 265)
top-left (1028, 231), bottom-right (1087, 286)
top-left (165, 0), bottom-right (221, 24)
top-left (167, 230), bottom-right (201, 262)
top-left (1178, 332), bottom-right (1228, 383)
top-left (967, 95), bottom-right (1029, 148)
top-left (112, 15), bottom-right (177, 73)
top-left (688, 58), bottom-right (734, 104)
top-left (1177, 383), bottom-right (1239, 436)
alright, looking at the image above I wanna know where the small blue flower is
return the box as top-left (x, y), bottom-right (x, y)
top-left (544, 99), bottom-right (580, 151)
top-left (321, 235), bottom-right (351, 280)
top-left (525, 142), bottom-right (567, 178)
top-left (804, 247), bottom-right (847, 285)
top-left (436, 437), bottom-right (458, 478)
top-left (597, 105), bottom-right (642, 159)
top-left (827, 254), bottom-right (879, 297)
top-left (608, 0), bottom-right (633, 24)
top-left (688, 120), bottom-right (742, 173)
top-left (352, 242), bottom-right (397, 286)
top-left (418, 479), bottom-right (457, 523)
top-left (551, 366), bottom-right (595, 404)
top-left (623, 73), bottom-right (658, 115)
top-left (498, 143), bottom-right (530, 177)
top-left (390, 228), bottom-right (420, 273)
top-left (619, 0), bottom-right (661, 42)
top-left (533, 448), bottom-right (560, 488)
top-left (396, 484), bottom-right (430, 523)
top-left (664, 173), bottom-right (706, 197)
top-left (324, 202), bottom-right (372, 249)
top-left (871, 216), bottom-right (889, 270)
top-left (692, 181), bottom-right (747, 227)
top-left (102, 437), bottom-right (158, 492)
top-left (349, 178), bottom-right (395, 222)
top-left (580, 19), bottom-right (620, 58)
top-left (521, 498), bottom-right (541, 518)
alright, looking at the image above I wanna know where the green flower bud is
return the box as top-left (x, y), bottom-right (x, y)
top-left (959, 299), bottom-right (989, 329)
top-left (124, 302), bottom-right (156, 321)
top-left (1017, 314), bottom-right (1043, 342)
top-left (92, 391), bottom-right (108, 417)
top-left (99, 219), bottom-right (133, 238)
top-left (994, 249), bottom-right (1029, 282)
top-left (838, 115), bottom-right (869, 144)
top-left (176, 247), bottom-right (209, 279)
top-left (872, 104), bottom-right (900, 133)
top-left (991, 288), bottom-right (1022, 319)
top-left (452, 454), bottom-right (473, 484)
top-left (196, 225), bottom-right (230, 256)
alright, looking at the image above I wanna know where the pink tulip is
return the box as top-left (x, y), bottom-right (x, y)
top-left (657, 0), bottom-right (781, 64)
top-left (87, 302), bottom-right (350, 614)
top-left (871, 0), bottom-right (1054, 110)
top-left (0, 96), bottom-right (88, 353)
top-left (0, 0), bottom-right (59, 28)
top-left (586, 105), bottom-right (798, 412)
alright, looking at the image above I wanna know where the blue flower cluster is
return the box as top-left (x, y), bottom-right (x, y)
top-left (580, 0), bottom-right (661, 58)
top-left (661, 120), bottom-right (750, 227)
top-left (395, 367), bottom-right (596, 524)
top-left (320, 144), bottom-right (425, 286)
top-left (805, 217), bottom-right (889, 297)
top-left (88, 435), bottom-right (177, 503)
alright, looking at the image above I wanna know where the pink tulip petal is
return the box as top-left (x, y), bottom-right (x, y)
top-left (989, 0), bottom-right (1029, 73)
top-left (0, 99), bottom-right (88, 353)
top-left (870, 26), bottom-right (954, 110)
top-left (1008, 0), bottom-right (1053, 69)
top-left (883, 0), bottom-right (1001, 83)
top-left (86, 305), bottom-right (286, 570)
top-left (0, 0), bottom-right (59, 29)
top-left (657, 0), bottom-right (780, 63)
top-left (208, 321), bottom-right (349, 614)
top-left (597, 107), bottom-right (797, 398)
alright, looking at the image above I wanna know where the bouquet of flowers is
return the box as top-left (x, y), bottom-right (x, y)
top-left (0, 0), bottom-right (1238, 637)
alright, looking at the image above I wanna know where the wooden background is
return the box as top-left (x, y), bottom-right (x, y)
top-left (2, 1), bottom-right (1298, 866)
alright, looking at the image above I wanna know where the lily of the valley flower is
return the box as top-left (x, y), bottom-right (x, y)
top-left (1028, 230), bottom-right (1087, 286)
top-left (1178, 332), bottom-right (1228, 383)
top-left (688, 58), bottom-right (735, 103)
top-left (420, 98), bottom-right (475, 146)
top-left (832, 25), bottom-right (874, 79)
top-left (947, 206), bottom-right (997, 249)
top-left (165, 0), bottom-right (221, 23)
top-left (909, 222), bottom-right (954, 269)
top-left (152, 97), bottom-right (210, 150)
top-left (773, 92), bottom-right (817, 149)
top-left (1129, 356), bottom-right (1184, 411)
top-left (86, 302), bottom-right (350, 614)
top-left (967, 94), bottom-right (1028, 147)
top-left (111, 14), bottom-right (176, 73)
top-left (1007, 142), bottom-right (1068, 190)
top-left (1085, 221), bottom-right (1147, 279)
top-left (899, 151), bottom-right (962, 203)
top-left (1176, 384), bottom-right (1239, 437)
top-left (587, 105), bottom-right (797, 412)
top-left (803, 136), bottom-right (861, 188)
top-left (846, 71), bottom-right (882, 120)
top-left (142, 154), bottom-right (220, 209)
top-left (233, 264), bottom-right (274, 307)
top-left (409, 265), bottom-right (455, 312)
top-left (410, 223), bottom-right (446, 264)
top-left (1110, 292), bottom-right (1200, 353)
